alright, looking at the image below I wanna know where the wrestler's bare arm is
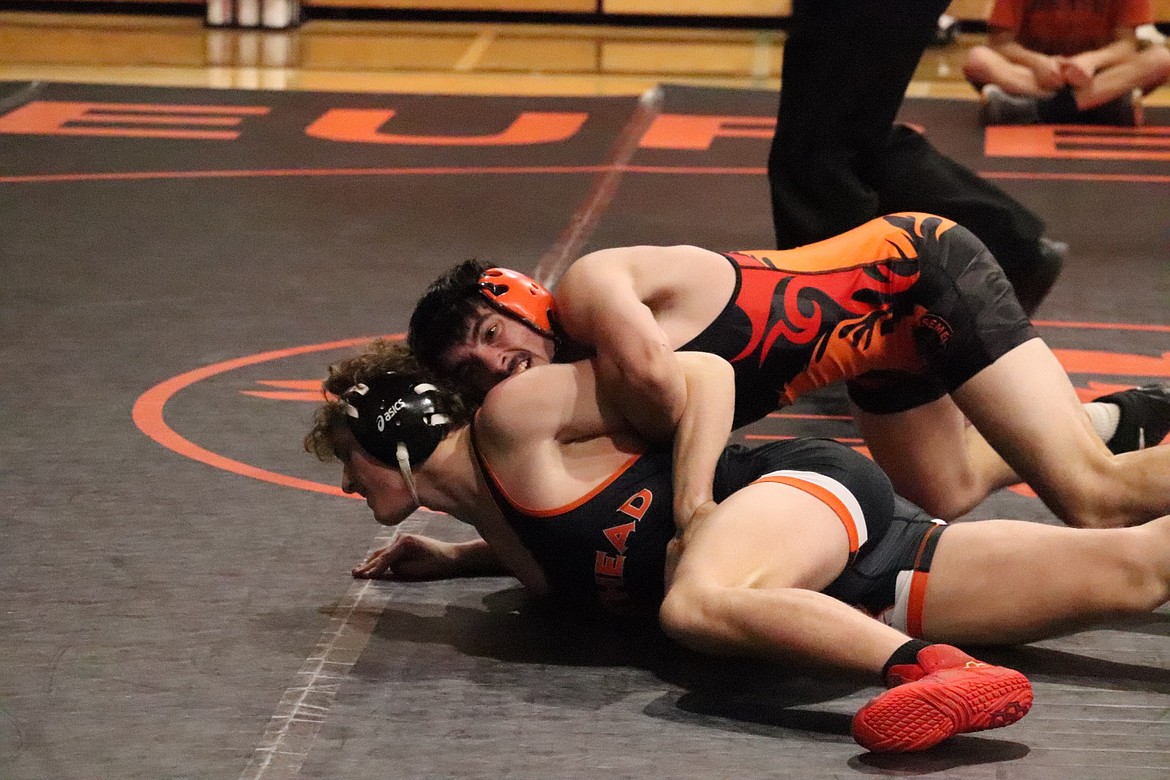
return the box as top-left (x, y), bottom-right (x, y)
top-left (353, 535), bottom-right (507, 580)
top-left (670, 352), bottom-right (735, 531)
top-left (554, 245), bottom-right (726, 443)
top-left (478, 351), bottom-right (736, 532)
top-left (480, 349), bottom-right (729, 451)
top-left (477, 360), bottom-right (620, 457)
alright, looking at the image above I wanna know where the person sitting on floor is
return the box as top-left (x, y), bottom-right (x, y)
top-left (963, 0), bottom-right (1170, 126)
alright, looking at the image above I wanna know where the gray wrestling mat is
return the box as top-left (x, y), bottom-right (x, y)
top-left (1, 81), bottom-right (1168, 779)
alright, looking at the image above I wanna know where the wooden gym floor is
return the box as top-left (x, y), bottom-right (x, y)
top-left (3, 9), bottom-right (1169, 102)
top-left (2, 9), bottom-right (1169, 780)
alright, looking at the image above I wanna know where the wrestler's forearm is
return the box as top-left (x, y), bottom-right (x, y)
top-left (595, 341), bottom-right (686, 442)
top-left (451, 538), bottom-right (513, 576)
top-left (352, 534), bottom-right (510, 581)
top-left (671, 352), bottom-right (735, 529)
top-left (555, 250), bottom-right (687, 443)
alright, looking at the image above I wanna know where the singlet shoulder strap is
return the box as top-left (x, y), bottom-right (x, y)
top-left (470, 412), bottom-right (647, 519)
top-left (469, 413), bottom-right (512, 511)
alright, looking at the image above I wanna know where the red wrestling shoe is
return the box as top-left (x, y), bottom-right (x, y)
top-left (851, 644), bottom-right (1032, 753)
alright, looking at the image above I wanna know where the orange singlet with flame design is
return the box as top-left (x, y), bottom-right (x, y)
top-left (680, 212), bottom-right (1037, 427)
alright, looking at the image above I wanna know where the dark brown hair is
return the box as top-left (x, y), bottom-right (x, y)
top-left (407, 258), bottom-right (491, 377)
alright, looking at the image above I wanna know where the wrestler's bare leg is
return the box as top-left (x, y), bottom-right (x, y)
top-left (660, 482), bottom-right (906, 675)
top-left (921, 516), bottom-right (1170, 644)
top-left (857, 396), bottom-right (1014, 521)
top-left (862, 338), bottom-right (1170, 528)
top-left (954, 338), bottom-right (1170, 527)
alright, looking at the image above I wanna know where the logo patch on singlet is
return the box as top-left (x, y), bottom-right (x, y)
top-left (918, 313), bottom-right (954, 347)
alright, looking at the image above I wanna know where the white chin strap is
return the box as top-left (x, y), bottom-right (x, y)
top-left (395, 442), bottom-right (421, 508)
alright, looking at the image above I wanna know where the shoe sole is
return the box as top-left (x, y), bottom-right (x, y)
top-left (851, 668), bottom-right (1032, 752)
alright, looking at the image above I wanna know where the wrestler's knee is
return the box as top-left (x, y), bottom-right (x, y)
top-left (876, 453), bottom-right (987, 521)
top-left (1033, 459), bottom-right (1130, 529)
top-left (1083, 526), bottom-right (1170, 611)
top-left (658, 580), bottom-right (724, 653)
top-left (1116, 533), bottom-right (1170, 611)
top-left (1129, 519), bottom-right (1170, 609)
top-left (890, 474), bottom-right (984, 522)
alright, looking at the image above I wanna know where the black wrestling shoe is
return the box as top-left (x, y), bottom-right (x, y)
top-left (1094, 384), bottom-right (1170, 454)
top-left (1011, 236), bottom-right (1066, 315)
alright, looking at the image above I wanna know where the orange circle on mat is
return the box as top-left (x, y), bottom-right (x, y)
top-left (132, 335), bottom-right (399, 498)
top-left (133, 322), bottom-right (1170, 496)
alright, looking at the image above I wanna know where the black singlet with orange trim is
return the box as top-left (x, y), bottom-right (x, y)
top-left (471, 420), bottom-right (678, 613)
top-left (470, 426), bottom-right (901, 615)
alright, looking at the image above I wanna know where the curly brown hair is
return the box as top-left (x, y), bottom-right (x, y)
top-left (303, 339), bottom-right (469, 463)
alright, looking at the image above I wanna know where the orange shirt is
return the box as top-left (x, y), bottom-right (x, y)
top-left (988, 0), bottom-right (1152, 56)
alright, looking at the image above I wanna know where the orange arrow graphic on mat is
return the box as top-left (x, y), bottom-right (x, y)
top-left (241, 379), bottom-right (323, 401)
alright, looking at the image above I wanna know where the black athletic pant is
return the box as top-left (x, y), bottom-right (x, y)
top-left (768, 0), bottom-right (1049, 307)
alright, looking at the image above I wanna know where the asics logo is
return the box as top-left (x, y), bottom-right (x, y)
top-left (375, 398), bottom-right (408, 431)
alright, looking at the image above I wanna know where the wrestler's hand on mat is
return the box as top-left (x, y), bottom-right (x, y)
top-left (352, 534), bottom-right (460, 580)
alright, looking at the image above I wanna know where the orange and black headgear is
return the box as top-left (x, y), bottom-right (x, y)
top-left (408, 259), bottom-right (558, 378)
top-left (476, 267), bottom-right (555, 337)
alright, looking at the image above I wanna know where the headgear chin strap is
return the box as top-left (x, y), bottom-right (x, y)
top-left (339, 373), bottom-right (450, 505)
top-left (477, 267), bottom-right (555, 337)
top-left (394, 443), bottom-right (421, 507)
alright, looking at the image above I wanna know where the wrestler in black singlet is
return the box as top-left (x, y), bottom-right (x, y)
top-left (471, 426), bottom-right (945, 624)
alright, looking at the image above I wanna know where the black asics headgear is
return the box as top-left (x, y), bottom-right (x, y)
top-left (339, 372), bottom-right (449, 468)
